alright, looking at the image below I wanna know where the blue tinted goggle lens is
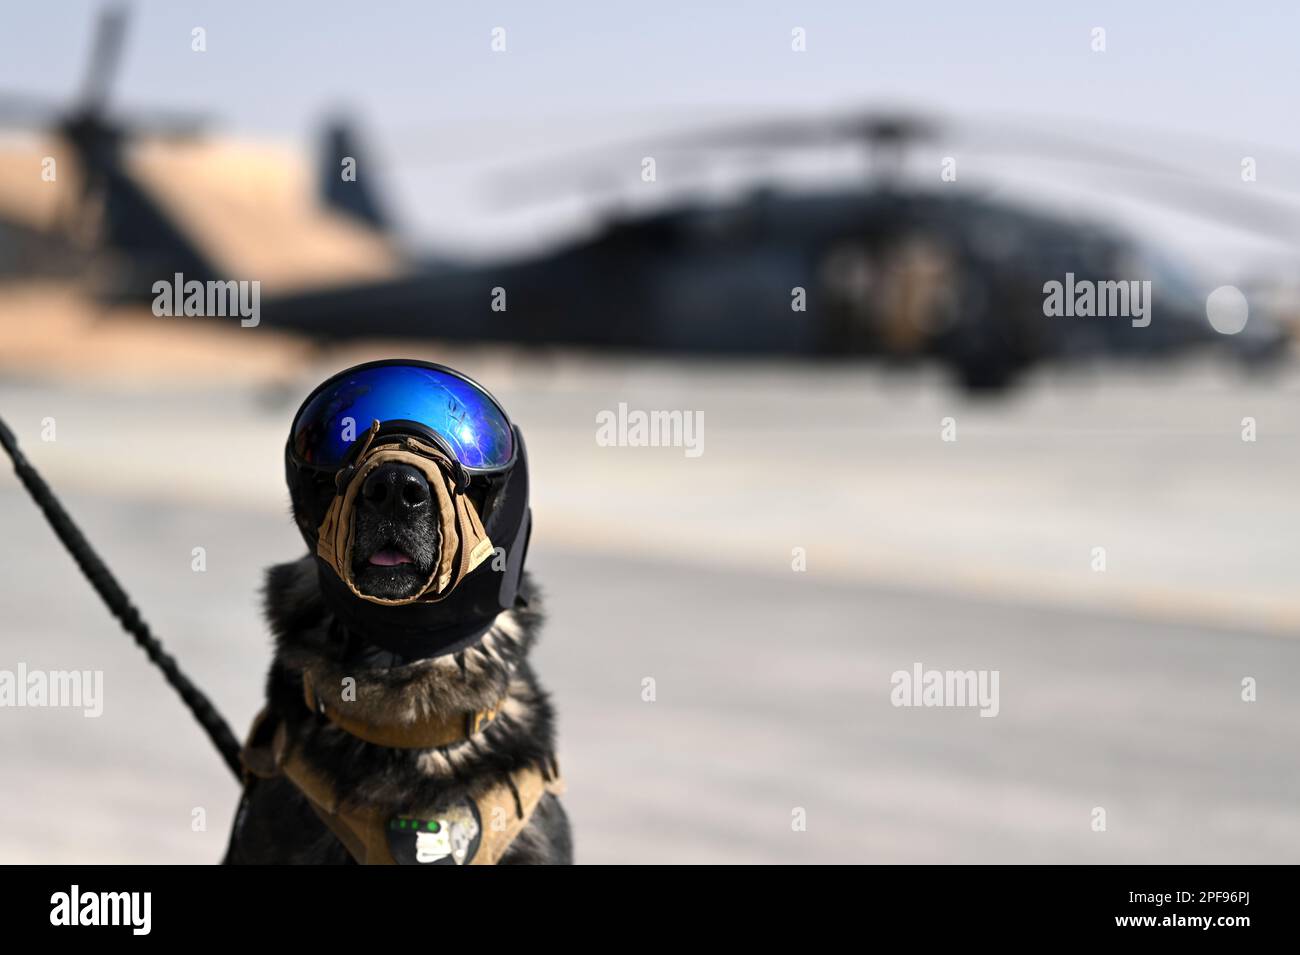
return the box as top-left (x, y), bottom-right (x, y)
top-left (291, 364), bottom-right (514, 471)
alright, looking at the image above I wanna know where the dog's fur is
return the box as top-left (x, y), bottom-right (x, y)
top-left (223, 463), bottom-right (571, 865)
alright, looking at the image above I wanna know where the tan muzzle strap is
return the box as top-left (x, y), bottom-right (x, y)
top-left (316, 420), bottom-right (494, 606)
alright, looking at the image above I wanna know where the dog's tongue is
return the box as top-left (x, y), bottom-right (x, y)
top-left (369, 548), bottom-right (413, 567)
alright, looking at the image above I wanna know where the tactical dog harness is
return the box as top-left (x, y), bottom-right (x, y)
top-left (240, 679), bottom-right (564, 865)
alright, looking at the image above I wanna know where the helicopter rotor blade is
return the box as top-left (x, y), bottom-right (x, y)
top-left (78, 3), bottom-right (130, 117)
top-left (116, 110), bottom-right (208, 140)
top-left (442, 104), bottom-right (1300, 244)
top-left (0, 92), bottom-right (65, 128)
top-left (1018, 162), bottom-right (1300, 245)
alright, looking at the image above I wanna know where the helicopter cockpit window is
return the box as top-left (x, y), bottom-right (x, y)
top-left (1127, 244), bottom-right (1201, 311)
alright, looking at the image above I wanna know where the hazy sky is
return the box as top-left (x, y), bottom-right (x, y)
top-left (3, 1), bottom-right (1298, 267)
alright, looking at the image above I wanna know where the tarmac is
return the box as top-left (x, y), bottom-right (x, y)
top-left (2, 349), bottom-right (1298, 863)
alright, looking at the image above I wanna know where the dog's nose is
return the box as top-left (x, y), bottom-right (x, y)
top-left (360, 463), bottom-right (431, 518)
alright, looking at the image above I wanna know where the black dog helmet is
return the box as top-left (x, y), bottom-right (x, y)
top-left (284, 359), bottom-right (531, 658)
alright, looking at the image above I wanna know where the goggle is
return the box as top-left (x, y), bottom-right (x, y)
top-left (288, 360), bottom-right (516, 476)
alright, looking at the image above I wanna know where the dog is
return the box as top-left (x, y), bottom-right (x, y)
top-left (223, 455), bottom-right (571, 864)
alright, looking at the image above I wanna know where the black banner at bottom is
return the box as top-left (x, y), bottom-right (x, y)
top-left (4, 864), bottom-right (1280, 940)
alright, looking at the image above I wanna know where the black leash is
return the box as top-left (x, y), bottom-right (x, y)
top-left (0, 416), bottom-right (243, 780)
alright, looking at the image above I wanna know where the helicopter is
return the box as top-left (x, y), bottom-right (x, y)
top-left (0, 5), bottom-right (216, 289)
top-left (262, 112), bottom-right (1292, 389)
top-left (0, 5), bottom-right (399, 298)
top-left (0, 5), bottom-right (1290, 390)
